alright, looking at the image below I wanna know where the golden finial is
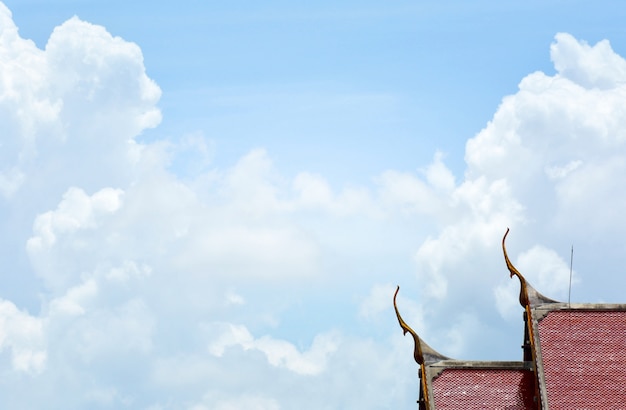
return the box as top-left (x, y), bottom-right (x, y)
top-left (502, 228), bottom-right (558, 307)
top-left (394, 286), bottom-right (424, 364)
top-left (502, 228), bottom-right (530, 307)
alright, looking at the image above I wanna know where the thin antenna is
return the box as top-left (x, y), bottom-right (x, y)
top-left (568, 245), bottom-right (574, 307)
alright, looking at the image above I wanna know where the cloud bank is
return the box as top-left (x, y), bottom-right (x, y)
top-left (2, 1), bottom-right (626, 408)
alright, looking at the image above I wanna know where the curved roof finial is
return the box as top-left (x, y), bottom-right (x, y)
top-left (502, 228), bottom-right (559, 307)
top-left (503, 228), bottom-right (530, 307)
top-left (394, 286), bottom-right (424, 364)
top-left (393, 286), bottom-right (449, 365)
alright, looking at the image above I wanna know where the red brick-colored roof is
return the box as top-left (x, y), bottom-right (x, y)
top-left (395, 231), bottom-right (626, 409)
top-left (536, 309), bottom-right (626, 409)
top-left (431, 368), bottom-right (535, 409)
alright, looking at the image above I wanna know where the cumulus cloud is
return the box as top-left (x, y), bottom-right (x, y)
top-left (465, 33), bottom-right (626, 235)
top-left (0, 4), bottom-right (160, 203)
top-left (1, 1), bottom-right (626, 407)
top-left (0, 299), bottom-right (46, 374)
top-left (395, 32), bottom-right (626, 358)
top-left (551, 33), bottom-right (626, 89)
top-left (206, 322), bottom-right (339, 376)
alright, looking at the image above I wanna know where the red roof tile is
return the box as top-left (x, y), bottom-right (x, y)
top-left (431, 368), bottom-right (535, 409)
top-left (537, 310), bottom-right (626, 409)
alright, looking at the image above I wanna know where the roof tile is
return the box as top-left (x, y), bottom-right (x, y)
top-left (537, 310), bottom-right (626, 409)
top-left (431, 368), bottom-right (535, 409)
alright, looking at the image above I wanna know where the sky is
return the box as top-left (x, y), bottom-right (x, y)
top-left (1, 1), bottom-right (626, 408)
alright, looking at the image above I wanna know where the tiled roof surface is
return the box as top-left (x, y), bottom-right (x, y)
top-left (537, 310), bottom-right (626, 409)
top-left (431, 368), bottom-right (535, 409)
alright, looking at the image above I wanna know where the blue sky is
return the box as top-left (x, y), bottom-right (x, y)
top-left (2, 1), bottom-right (626, 408)
top-left (9, 0), bottom-right (626, 181)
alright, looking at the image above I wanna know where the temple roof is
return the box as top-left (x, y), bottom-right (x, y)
top-left (395, 229), bottom-right (626, 409)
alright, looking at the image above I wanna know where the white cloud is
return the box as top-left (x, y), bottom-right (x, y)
top-left (293, 171), bottom-right (375, 216)
top-left (70, 298), bottom-right (155, 361)
top-left (83, 386), bottom-right (133, 407)
top-left (464, 33), bottom-right (626, 238)
top-left (219, 149), bottom-right (286, 214)
top-left (0, 299), bottom-right (46, 374)
top-left (48, 278), bottom-right (98, 317)
top-left (377, 169), bottom-right (443, 216)
top-left (440, 312), bottom-right (481, 358)
top-left (46, 16), bottom-right (161, 134)
top-left (493, 280), bottom-right (520, 321)
top-left (410, 176), bottom-right (524, 303)
top-left (0, 167), bottom-right (24, 198)
top-left (545, 159), bottom-right (582, 180)
top-left (26, 186), bottom-right (124, 291)
top-left (517, 245), bottom-right (575, 297)
top-left (207, 322), bottom-right (339, 376)
top-left (426, 151), bottom-right (456, 194)
top-left (0, 6), bottom-right (161, 204)
top-left (224, 290), bottom-right (245, 306)
top-left (359, 283), bottom-right (399, 321)
top-left (28, 186), bottom-right (123, 248)
top-left (210, 395), bottom-right (281, 410)
top-left (551, 33), bottom-right (626, 90)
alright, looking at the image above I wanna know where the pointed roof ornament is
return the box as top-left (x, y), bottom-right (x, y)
top-left (393, 286), bottom-right (449, 365)
top-left (502, 228), bottom-right (559, 307)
